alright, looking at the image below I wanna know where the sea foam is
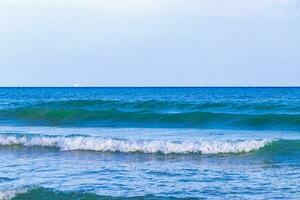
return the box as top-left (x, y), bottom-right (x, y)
top-left (0, 134), bottom-right (272, 154)
top-left (0, 189), bottom-right (27, 200)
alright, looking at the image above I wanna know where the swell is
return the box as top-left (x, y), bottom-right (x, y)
top-left (6, 100), bottom-right (300, 113)
top-left (0, 100), bottom-right (300, 130)
top-left (3, 187), bottom-right (194, 200)
top-left (0, 134), bottom-right (273, 154)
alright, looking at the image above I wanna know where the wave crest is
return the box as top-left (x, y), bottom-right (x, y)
top-left (0, 134), bottom-right (272, 154)
top-left (0, 189), bottom-right (27, 200)
top-left (3, 187), bottom-right (197, 200)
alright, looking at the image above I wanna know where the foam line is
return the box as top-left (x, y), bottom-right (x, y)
top-left (0, 134), bottom-right (272, 154)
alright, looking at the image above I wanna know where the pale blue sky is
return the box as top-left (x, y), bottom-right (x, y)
top-left (0, 0), bottom-right (299, 86)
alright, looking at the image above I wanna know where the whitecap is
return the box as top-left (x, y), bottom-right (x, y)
top-left (0, 134), bottom-right (273, 154)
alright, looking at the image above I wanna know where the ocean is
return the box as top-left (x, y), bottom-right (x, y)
top-left (0, 87), bottom-right (299, 199)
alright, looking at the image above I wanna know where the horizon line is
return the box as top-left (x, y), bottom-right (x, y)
top-left (0, 86), bottom-right (300, 88)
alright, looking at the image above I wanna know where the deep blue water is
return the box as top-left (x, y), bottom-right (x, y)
top-left (0, 87), bottom-right (300, 199)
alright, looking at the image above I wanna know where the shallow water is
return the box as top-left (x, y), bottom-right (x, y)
top-left (0, 87), bottom-right (300, 199)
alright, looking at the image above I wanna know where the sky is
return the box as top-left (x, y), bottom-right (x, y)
top-left (0, 0), bottom-right (299, 86)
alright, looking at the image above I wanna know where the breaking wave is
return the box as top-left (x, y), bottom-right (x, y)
top-left (0, 189), bottom-right (27, 200)
top-left (3, 187), bottom-right (195, 200)
top-left (0, 134), bottom-right (272, 154)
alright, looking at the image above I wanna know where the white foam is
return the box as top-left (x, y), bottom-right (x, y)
top-left (0, 134), bottom-right (273, 154)
top-left (0, 189), bottom-right (27, 200)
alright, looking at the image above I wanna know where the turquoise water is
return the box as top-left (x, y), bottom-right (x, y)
top-left (0, 87), bottom-right (300, 199)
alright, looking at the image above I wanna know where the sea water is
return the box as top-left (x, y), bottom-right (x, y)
top-left (0, 87), bottom-right (299, 199)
